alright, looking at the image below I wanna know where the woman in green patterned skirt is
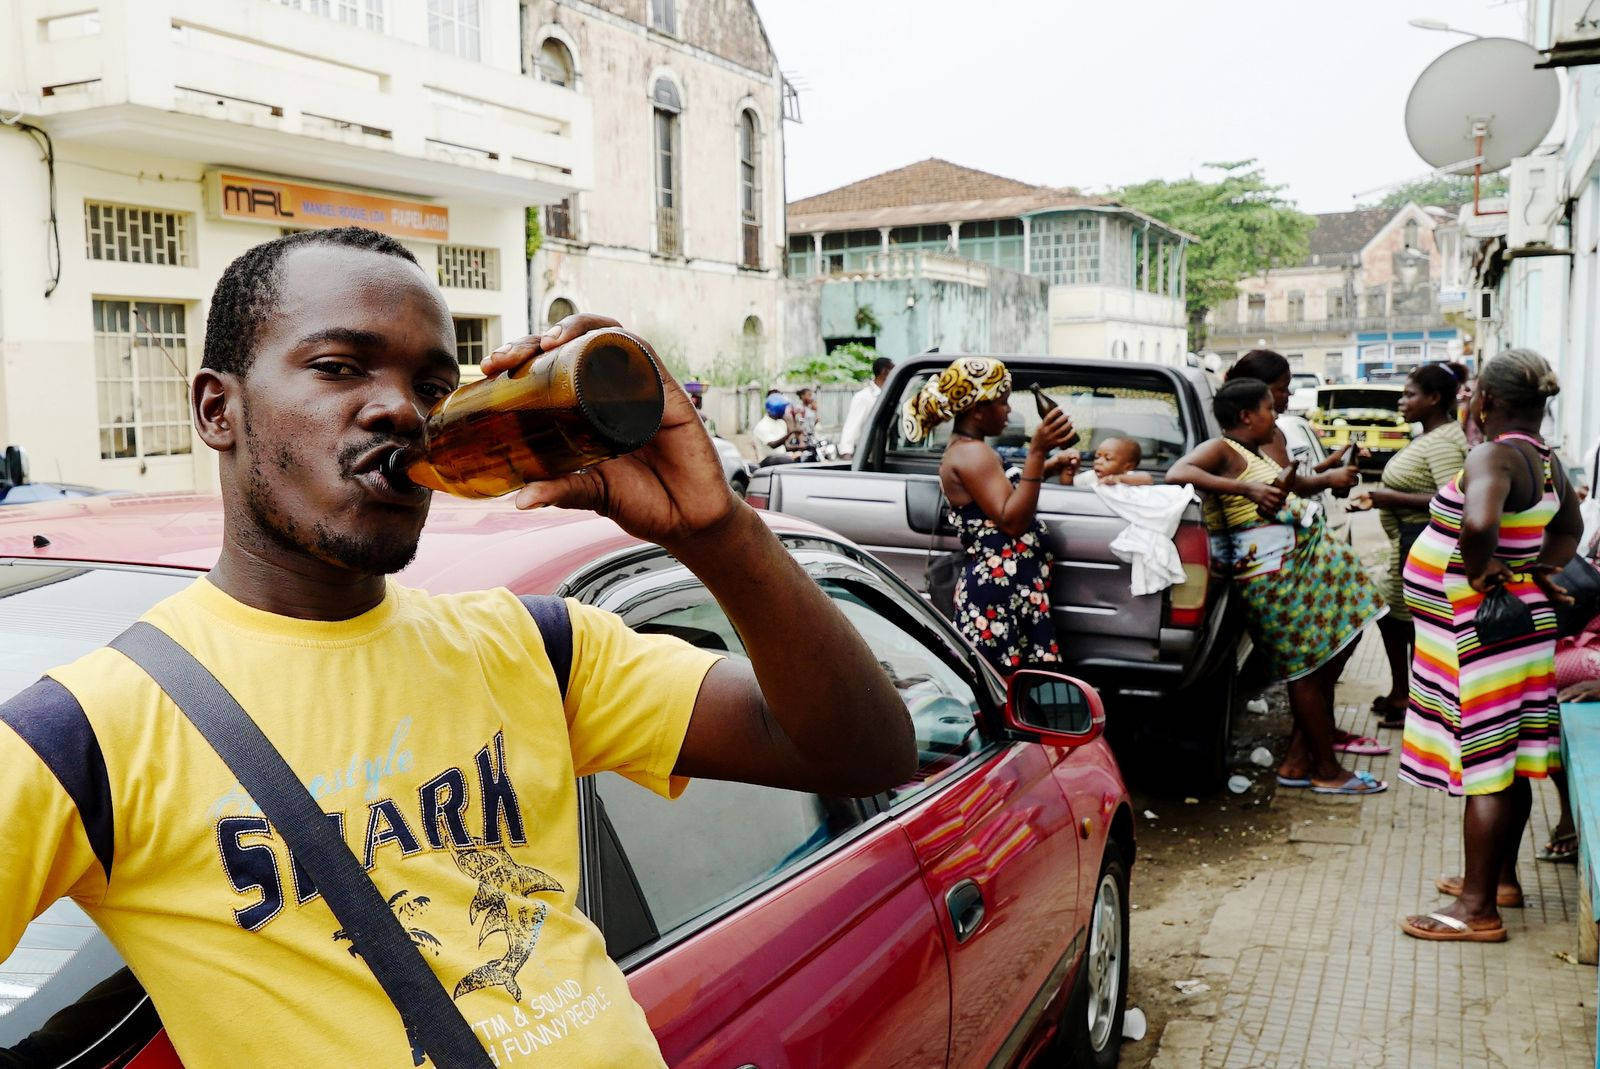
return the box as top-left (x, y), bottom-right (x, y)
top-left (1351, 364), bottom-right (1468, 728)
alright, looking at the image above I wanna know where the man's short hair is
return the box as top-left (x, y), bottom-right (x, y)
top-left (202, 227), bottom-right (421, 378)
top-left (871, 357), bottom-right (894, 377)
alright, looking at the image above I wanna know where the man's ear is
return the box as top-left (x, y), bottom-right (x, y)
top-left (193, 368), bottom-right (239, 451)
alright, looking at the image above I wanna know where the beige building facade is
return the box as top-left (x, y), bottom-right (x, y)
top-left (523, 0), bottom-right (787, 379)
top-left (1206, 203), bottom-right (1466, 382)
top-left (1, 0), bottom-right (587, 493)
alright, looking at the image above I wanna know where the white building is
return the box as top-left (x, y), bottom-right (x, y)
top-left (522, 0), bottom-right (788, 380)
top-left (785, 159), bottom-right (1192, 365)
top-left (0, 0), bottom-right (588, 493)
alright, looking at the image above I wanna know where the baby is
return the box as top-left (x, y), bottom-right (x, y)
top-left (1055, 436), bottom-right (1155, 487)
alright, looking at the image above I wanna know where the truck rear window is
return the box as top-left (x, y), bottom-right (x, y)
top-left (888, 369), bottom-right (1188, 473)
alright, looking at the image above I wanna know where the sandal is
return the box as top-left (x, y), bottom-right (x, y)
top-left (1311, 770), bottom-right (1388, 795)
top-left (1434, 874), bottom-right (1523, 907)
top-left (1537, 832), bottom-right (1579, 863)
top-left (1332, 735), bottom-right (1392, 756)
top-left (1401, 912), bottom-right (1507, 942)
top-left (1275, 775), bottom-right (1311, 788)
top-left (1370, 697), bottom-right (1407, 729)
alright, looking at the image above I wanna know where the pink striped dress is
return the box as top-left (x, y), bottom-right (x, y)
top-left (1398, 431), bottom-right (1562, 796)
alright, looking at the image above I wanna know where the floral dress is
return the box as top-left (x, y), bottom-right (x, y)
top-left (949, 499), bottom-right (1061, 673)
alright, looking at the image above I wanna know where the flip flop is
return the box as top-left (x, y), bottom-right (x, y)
top-left (1537, 832), bottom-right (1579, 863)
top-left (1376, 714), bottom-right (1407, 731)
top-left (1332, 735), bottom-right (1392, 756)
top-left (1275, 775), bottom-right (1312, 788)
top-left (1434, 874), bottom-right (1524, 907)
top-left (1401, 912), bottom-right (1507, 942)
top-left (1311, 770), bottom-right (1387, 795)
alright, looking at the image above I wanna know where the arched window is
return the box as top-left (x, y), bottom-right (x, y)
top-left (740, 315), bottom-right (763, 362)
top-left (1404, 218), bottom-right (1419, 249)
top-left (547, 297), bottom-right (576, 326)
top-left (536, 37), bottom-right (575, 87)
top-left (653, 77), bottom-right (683, 256)
top-left (739, 110), bottom-right (761, 269)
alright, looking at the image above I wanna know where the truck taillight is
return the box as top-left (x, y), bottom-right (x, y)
top-left (1165, 522), bottom-right (1210, 629)
top-left (745, 491), bottom-right (769, 510)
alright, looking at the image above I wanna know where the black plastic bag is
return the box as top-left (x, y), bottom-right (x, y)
top-left (1475, 583), bottom-right (1535, 647)
top-left (1554, 554), bottom-right (1600, 639)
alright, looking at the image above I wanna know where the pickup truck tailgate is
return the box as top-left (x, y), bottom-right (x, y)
top-left (768, 469), bottom-right (1180, 666)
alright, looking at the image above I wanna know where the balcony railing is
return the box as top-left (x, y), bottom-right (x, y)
top-left (1209, 312), bottom-right (1449, 337)
top-left (656, 205), bottom-right (681, 257)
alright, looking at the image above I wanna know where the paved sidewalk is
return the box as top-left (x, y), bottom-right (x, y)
top-left (1151, 630), bottom-right (1599, 1069)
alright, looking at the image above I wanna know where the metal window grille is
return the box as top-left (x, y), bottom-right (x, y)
top-left (1027, 216), bottom-right (1101, 284)
top-left (1286, 291), bottom-right (1305, 323)
top-left (427, 0), bottom-right (480, 59)
top-left (84, 203), bottom-right (191, 266)
top-left (437, 245), bottom-right (499, 290)
top-left (92, 299), bottom-right (192, 460)
top-left (545, 198), bottom-right (575, 240)
top-left (454, 317), bottom-right (488, 366)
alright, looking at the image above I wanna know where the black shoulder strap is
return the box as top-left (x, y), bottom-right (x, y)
top-left (108, 623), bottom-right (493, 1069)
top-left (519, 594), bottom-right (572, 700)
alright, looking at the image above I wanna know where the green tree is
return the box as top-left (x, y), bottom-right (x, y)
top-left (785, 342), bottom-right (879, 384)
top-left (1114, 160), bottom-right (1315, 351)
top-left (1359, 173), bottom-right (1507, 212)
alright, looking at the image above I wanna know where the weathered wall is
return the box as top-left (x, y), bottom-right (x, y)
top-left (525, 0), bottom-right (785, 376)
top-left (783, 279), bottom-right (824, 359)
top-left (807, 264), bottom-right (1047, 359)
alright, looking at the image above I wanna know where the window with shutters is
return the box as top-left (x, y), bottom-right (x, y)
top-left (437, 245), bottom-right (499, 290)
top-left (84, 203), bottom-right (192, 266)
top-left (92, 300), bottom-right (192, 460)
top-left (653, 78), bottom-right (683, 256)
top-left (739, 110), bottom-right (761, 269)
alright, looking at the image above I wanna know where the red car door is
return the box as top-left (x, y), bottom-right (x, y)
top-left (812, 578), bottom-right (1085, 1067)
top-left (587, 567), bottom-right (952, 1068)
top-left (896, 743), bottom-right (1081, 1067)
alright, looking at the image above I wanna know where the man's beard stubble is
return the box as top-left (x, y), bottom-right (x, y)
top-left (239, 410), bottom-right (423, 576)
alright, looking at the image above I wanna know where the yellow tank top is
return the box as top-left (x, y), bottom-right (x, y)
top-left (1203, 438), bottom-right (1288, 531)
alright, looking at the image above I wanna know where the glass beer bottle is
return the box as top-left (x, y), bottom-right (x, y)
top-left (1029, 383), bottom-right (1081, 448)
top-left (382, 328), bottom-right (665, 499)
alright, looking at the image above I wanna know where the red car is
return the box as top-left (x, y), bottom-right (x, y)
top-left (0, 493), bottom-right (1134, 1069)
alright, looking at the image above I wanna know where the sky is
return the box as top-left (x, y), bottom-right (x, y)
top-left (758, 0), bottom-right (1533, 215)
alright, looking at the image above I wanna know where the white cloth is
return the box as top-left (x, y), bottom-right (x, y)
top-left (838, 381), bottom-right (882, 457)
top-left (752, 415), bottom-right (788, 458)
top-left (1580, 434), bottom-right (1600, 558)
top-left (1090, 483), bottom-right (1197, 596)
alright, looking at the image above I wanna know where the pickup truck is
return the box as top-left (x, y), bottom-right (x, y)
top-left (746, 355), bottom-right (1247, 788)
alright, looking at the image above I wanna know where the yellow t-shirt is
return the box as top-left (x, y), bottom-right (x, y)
top-left (0, 577), bottom-right (721, 1068)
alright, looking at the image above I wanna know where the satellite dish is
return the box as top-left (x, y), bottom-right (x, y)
top-left (1405, 37), bottom-right (1559, 173)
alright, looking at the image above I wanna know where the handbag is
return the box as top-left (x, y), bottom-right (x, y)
top-left (105, 595), bottom-right (574, 1069)
top-left (1554, 553), bottom-right (1600, 639)
top-left (1475, 583), bottom-right (1537, 647)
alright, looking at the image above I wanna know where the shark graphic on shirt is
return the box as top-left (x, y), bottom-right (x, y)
top-left (451, 838), bottom-right (565, 1003)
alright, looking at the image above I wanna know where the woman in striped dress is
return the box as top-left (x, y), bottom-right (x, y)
top-left (1399, 350), bottom-right (1584, 943)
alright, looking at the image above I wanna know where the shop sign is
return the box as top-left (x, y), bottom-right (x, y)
top-left (205, 171), bottom-right (448, 242)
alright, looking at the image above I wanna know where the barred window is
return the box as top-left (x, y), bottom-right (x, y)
top-left (92, 299), bottom-right (192, 460)
top-left (437, 245), bottom-right (499, 290)
top-left (1029, 215), bottom-right (1100, 285)
top-left (454, 316), bottom-right (490, 366)
top-left (84, 203), bottom-right (192, 266)
top-left (546, 198), bottom-right (575, 241)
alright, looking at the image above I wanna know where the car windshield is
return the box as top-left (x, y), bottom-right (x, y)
top-left (888, 367), bottom-right (1188, 473)
top-left (1318, 388), bottom-right (1401, 413)
top-left (0, 562), bottom-right (194, 1043)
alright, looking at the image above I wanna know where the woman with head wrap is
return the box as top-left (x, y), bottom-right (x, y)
top-left (1398, 349), bottom-right (1584, 943)
top-left (903, 357), bottom-right (1078, 672)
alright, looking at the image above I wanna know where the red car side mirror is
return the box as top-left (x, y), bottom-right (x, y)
top-left (1003, 670), bottom-right (1106, 748)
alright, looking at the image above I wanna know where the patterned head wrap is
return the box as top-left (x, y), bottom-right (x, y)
top-left (900, 358), bottom-right (1012, 443)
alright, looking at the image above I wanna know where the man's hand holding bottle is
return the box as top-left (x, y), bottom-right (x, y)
top-left (483, 314), bottom-right (740, 553)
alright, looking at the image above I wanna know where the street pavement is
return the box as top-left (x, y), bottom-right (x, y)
top-left (1146, 511), bottom-right (1598, 1069)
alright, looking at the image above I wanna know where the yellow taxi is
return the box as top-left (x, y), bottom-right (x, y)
top-left (1307, 384), bottom-right (1412, 466)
